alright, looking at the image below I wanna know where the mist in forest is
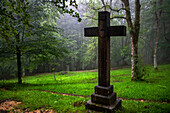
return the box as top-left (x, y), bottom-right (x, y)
top-left (0, 0), bottom-right (170, 80)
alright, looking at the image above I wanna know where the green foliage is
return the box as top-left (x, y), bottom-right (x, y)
top-left (131, 56), bottom-right (150, 81)
top-left (121, 46), bottom-right (129, 57)
top-left (135, 62), bottom-right (150, 81)
top-left (0, 0), bottom-right (31, 49)
top-left (51, 0), bottom-right (82, 22)
top-left (83, 37), bottom-right (98, 68)
top-left (0, 0), bottom-right (70, 79)
top-left (120, 45), bottom-right (130, 64)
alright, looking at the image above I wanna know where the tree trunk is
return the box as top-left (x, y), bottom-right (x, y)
top-left (66, 64), bottom-right (70, 71)
top-left (16, 33), bottom-right (22, 84)
top-left (53, 73), bottom-right (56, 81)
top-left (154, 12), bottom-right (159, 70)
top-left (22, 68), bottom-right (25, 77)
top-left (109, 0), bottom-right (112, 13)
top-left (122, 0), bottom-right (140, 81)
top-left (153, 0), bottom-right (163, 70)
top-left (131, 35), bottom-right (139, 80)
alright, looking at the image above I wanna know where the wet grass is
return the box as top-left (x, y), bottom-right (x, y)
top-left (0, 64), bottom-right (170, 112)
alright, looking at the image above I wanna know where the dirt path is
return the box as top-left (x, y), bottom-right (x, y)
top-left (32, 89), bottom-right (169, 104)
top-left (0, 100), bottom-right (55, 113)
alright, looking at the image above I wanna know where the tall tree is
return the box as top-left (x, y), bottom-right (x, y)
top-left (121, 0), bottom-right (141, 81)
top-left (0, 0), bottom-right (31, 84)
top-left (153, 0), bottom-right (163, 70)
top-left (0, 0), bottom-right (81, 83)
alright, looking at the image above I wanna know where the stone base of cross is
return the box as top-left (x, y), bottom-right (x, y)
top-left (86, 85), bottom-right (121, 112)
top-left (84, 11), bottom-right (126, 112)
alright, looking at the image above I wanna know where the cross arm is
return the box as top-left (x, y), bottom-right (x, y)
top-left (84, 27), bottom-right (98, 37)
top-left (84, 25), bottom-right (126, 37)
top-left (109, 26), bottom-right (126, 36)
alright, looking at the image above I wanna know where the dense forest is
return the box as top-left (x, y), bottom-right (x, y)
top-left (0, 0), bottom-right (170, 81)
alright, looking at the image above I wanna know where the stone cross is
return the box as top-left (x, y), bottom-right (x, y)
top-left (84, 11), bottom-right (126, 112)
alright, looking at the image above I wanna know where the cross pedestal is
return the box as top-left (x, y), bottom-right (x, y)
top-left (84, 11), bottom-right (126, 112)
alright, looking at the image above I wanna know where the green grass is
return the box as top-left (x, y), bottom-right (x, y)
top-left (0, 64), bottom-right (170, 112)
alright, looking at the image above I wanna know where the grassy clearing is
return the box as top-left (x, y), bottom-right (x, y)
top-left (0, 64), bottom-right (170, 112)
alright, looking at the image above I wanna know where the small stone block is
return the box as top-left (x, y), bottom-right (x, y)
top-left (95, 85), bottom-right (113, 96)
top-left (85, 98), bottom-right (121, 113)
top-left (91, 92), bottom-right (116, 105)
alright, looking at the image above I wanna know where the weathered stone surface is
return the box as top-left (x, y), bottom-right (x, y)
top-left (85, 99), bottom-right (121, 113)
top-left (91, 92), bottom-right (116, 105)
top-left (95, 85), bottom-right (113, 96)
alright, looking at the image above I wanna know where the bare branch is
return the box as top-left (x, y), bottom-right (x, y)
top-left (101, 0), bottom-right (106, 11)
top-left (109, 0), bottom-right (112, 13)
top-left (91, 6), bottom-right (104, 11)
top-left (109, 6), bottom-right (127, 12)
top-left (110, 16), bottom-right (126, 19)
top-left (84, 16), bottom-right (98, 20)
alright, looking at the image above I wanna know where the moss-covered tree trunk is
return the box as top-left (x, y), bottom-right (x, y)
top-left (122, 0), bottom-right (141, 81)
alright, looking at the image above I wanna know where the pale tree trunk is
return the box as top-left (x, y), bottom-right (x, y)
top-left (154, 0), bottom-right (163, 70)
top-left (22, 68), bottom-right (25, 77)
top-left (122, 0), bottom-right (140, 81)
top-left (131, 35), bottom-right (136, 80)
top-left (154, 13), bottom-right (159, 70)
top-left (66, 64), bottom-right (70, 71)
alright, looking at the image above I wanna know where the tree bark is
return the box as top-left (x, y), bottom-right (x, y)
top-left (16, 33), bottom-right (22, 84)
top-left (109, 0), bottom-right (112, 13)
top-left (53, 73), bottom-right (56, 81)
top-left (153, 0), bottom-right (163, 70)
top-left (122, 0), bottom-right (140, 81)
top-left (66, 64), bottom-right (70, 71)
top-left (22, 68), bottom-right (25, 77)
top-left (154, 12), bottom-right (159, 70)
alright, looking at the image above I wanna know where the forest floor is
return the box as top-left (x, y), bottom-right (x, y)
top-left (0, 64), bottom-right (170, 112)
